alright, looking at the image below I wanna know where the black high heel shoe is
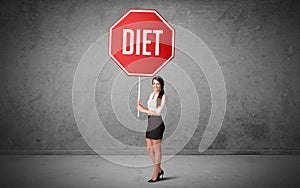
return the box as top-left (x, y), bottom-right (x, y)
top-left (158, 170), bottom-right (164, 179)
top-left (148, 170), bottom-right (165, 183)
top-left (147, 176), bottom-right (160, 183)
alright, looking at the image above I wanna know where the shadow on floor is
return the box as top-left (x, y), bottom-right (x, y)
top-left (160, 176), bottom-right (180, 182)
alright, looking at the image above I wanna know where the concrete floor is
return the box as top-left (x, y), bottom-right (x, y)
top-left (0, 155), bottom-right (299, 188)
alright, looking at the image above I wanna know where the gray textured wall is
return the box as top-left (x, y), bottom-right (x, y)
top-left (0, 0), bottom-right (300, 154)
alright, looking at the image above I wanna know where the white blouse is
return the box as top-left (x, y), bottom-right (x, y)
top-left (147, 92), bottom-right (166, 115)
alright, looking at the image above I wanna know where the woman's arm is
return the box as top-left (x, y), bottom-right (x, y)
top-left (136, 96), bottom-right (166, 116)
top-left (137, 104), bottom-right (161, 116)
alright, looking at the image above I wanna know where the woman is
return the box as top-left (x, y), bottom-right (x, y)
top-left (137, 76), bottom-right (166, 183)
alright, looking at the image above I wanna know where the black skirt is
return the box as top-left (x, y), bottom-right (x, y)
top-left (146, 115), bottom-right (165, 140)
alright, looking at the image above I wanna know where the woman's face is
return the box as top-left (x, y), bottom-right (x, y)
top-left (152, 79), bottom-right (161, 93)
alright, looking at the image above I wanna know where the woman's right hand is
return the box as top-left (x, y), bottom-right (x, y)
top-left (137, 104), bottom-right (143, 112)
top-left (137, 99), bottom-right (142, 106)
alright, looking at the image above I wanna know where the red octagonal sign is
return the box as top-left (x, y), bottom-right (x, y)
top-left (109, 9), bottom-right (175, 76)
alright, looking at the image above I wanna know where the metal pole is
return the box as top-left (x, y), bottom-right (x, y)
top-left (137, 76), bottom-right (141, 117)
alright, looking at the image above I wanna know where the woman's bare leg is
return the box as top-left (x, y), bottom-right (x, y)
top-left (151, 139), bottom-right (162, 180)
top-left (146, 138), bottom-right (155, 164)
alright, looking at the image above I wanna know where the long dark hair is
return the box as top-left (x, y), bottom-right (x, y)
top-left (152, 76), bottom-right (165, 107)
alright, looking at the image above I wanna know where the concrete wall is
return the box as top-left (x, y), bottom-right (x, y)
top-left (0, 0), bottom-right (299, 154)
